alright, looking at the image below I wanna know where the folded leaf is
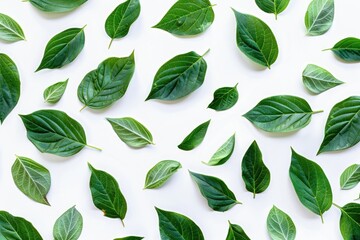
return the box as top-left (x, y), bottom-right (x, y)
top-left (226, 222), bottom-right (250, 240)
top-left (43, 79), bottom-right (68, 104)
top-left (204, 134), bottom-right (235, 166)
top-left (53, 206), bottom-right (83, 240)
top-left (340, 164), bottom-right (360, 190)
top-left (305, 0), bottom-right (334, 36)
top-left (29, 0), bottom-right (87, 13)
top-left (0, 13), bottom-right (25, 42)
top-left (255, 0), bottom-right (290, 19)
top-left (144, 160), bottom-right (182, 189)
top-left (267, 206), bottom-right (296, 240)
top-left (208, 84), bottom-right (238, 111)
top-left (178, 120), bottom-right (210, 151)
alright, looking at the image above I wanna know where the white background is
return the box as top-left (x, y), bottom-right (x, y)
top-left (0, 0), bottom-right (359, 239)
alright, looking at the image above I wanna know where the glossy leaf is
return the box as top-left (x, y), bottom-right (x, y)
top-left (189, 171), bottom-right (240, 211)
top-left (289, 149), bottom-right (332, 222)
top-left (144, 160), bottom-right (182, 189)
top-left (327, 37), bottom-right (360, 62)
top-left (43, 79), bottom-right (68, 104)
top-left (255, 0), bottom-right (290, 19)
top-left (233, 9), bottom-right (278, 68)
top-left (156, 207), bottom-right (204, 240)
top-left (340, 164), bottom-right (360, 190)
top-left (318, 96), bottom-right (360, 154)
top-left (226, 222), bottom-right (250, 240)
top-left (29, 0), bottom-right (87, 13)
top-left (305, 0), bottom-right (334, 36)
top-left (78, 52), bottom-right (135, 110)
top-left (11, 156), bottom-right (51, 205)
top-left (203, 134), bottom-right (235, 166)
top-left (267, 206), bottom-right (296, 240)
top-left (36, 27), bottom-right (85, 71)
top-left (338, 203), bottom-right (360, 240)
top-left (208, 84), bottom-right (239, 111)
top-left (178, 120), bottom-right (210, 151)
top-left (0, 13), bottom-right (25, 42)
top-left (153, 0), bottom-right (214, 36)
top-left (114, 237), bottom-right (143, 240)
top-left (53, 206), bottom-right (83, 240)
top-left (0, 53), bottom-right (20, 123)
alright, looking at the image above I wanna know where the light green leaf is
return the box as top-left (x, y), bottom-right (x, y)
top-left (208, 84), bottom-right (239, 111)
top-left (305, 0), bottom-right (334, 36)
top-left (43, 79), bottom-right (68, 104)
top-left (203, 134), bottom-right (235, 166)
top-left (267, 206), bottom-right (296, 240)
top-left (144, 160), bottom-right (182, 189)
top-left (178, 120), bottom-right (210, 151)
top-left (340, 164), bottom-right (360, 190)
top-left (0, 13), bottom-right (25, 42)
top-left (29, 0), bottom-right (87, 13)
top-left (255, 0), bottom-right (291, 19)
top-left (226, 221), bottom-right (250, 240)
top-left (53, 206), bottom-right (83, 240)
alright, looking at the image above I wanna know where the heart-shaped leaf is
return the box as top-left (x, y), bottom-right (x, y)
top-left (226, 221), bottom-right (250, 240)
top-left (53, 206), bottom-right (83, 240)
top-left (336, 203), bottom-right (360, 240)
top-left (255, 0), bottom-right (290, 19)
top-left (203, 134), bottom-right (235, 166)
top-left (208, 84), bottom-right (239, 111)
top-left (0, 13), bottom-right (25, 42)
top-left (326, 37), bottom-right (360, 62)
top-left (29, 0), bottom-right (87, 13)
top-left (43, 79), bottom-right (68, 104)
top-left (305, 0), bottom-right (334, 36)
top-left (144, 160), bottom-right (182, 189)
top-left (178, 120), bottom-right (210, 151)
top-left (267, 206), bottom-right (296, 240)
top-left (340, 164), bottom-right (360, 190)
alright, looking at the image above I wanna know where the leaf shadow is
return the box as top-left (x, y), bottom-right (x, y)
top-left (233, 47), bottom-right (269, 72)
top-left (252, 127), bottom-right (299, 138)
top-left (38, 153), bottom-right (73, 163)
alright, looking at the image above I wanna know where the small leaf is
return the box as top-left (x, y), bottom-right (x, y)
top-left (204, 134), bottom-right (235, 166)
top-left (43, 79), bottom-right (68, 104)
top-left (53, 206), bottom-right (83, 240)
top-left (189, 171), bottom-right (240, 211)
top-left (88, 163), bottom-right (127, 224)
top-left (144, 160), bottom-right (182, 189)
top-left (337, 203), bottom-right (360, 240)
top-left (114, 237), bottom-right (143, 240)
top-left (153, 0), bottom-right (214, 36)
top-left (226, 221), bottom-right (251, 240)
top-left (302, 64), bottom-right (343, 94)
top-left (0, 13), bottom-right (25, 42)
top-left (289, 149), bottom-right (332, 222)
top-left (267, 206), bottom-right (296, 240)
top-left (107, 117), bottom-right (153, 148)
top-left (233, 9), bottom-right (278, 68)
top-left (305, 0), bottom-right (334, 36)
top-left (326, 37), bottom-right (360, 62)
top-left (36, 27), bottom-right (85, 71)
top-left (11, 156), bottom-right (51, 205)
top-left (340, 164), bottom-right (360, 190)
top-left (29, 0), bottom-right (87, 13)
top-left (178, 120), bottom-right (210, 151)
top-left (255, 0), bottom-right (290, 19)
top-left (156, 207), bottom-right (204, 240)
top-left (208, 84), bottom-right (239, 111)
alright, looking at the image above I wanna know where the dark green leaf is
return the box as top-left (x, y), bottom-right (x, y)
top-left (53, 206), bottom-right (83, 240)
top-left (267, 206), bottom-right (296, 240)
top-left (178, 120), bottom-right (210, 151)
top-left (203, 134), bottom-right (235, 166)
top-left (340, 164), bottom-right (360, 190)
top-left (305, 0), bottom-right (334, 36)
top-left (29, 0), bottom-right (87, 13)
top-left (144, 160), bottom-right (182, 189)
top-left (0, 13), bottom-right (25, 42)
top-left (326, 37), bottom-right (360, 62)
top-left (337, 203), bottom-right (360, 240)
top-left (255, 0), bottom-right (290, 19)
top-left (43, 79), bottom-right (68, 104)
top-left (208, 84), bottom-right (238, 111)
top-left (226, 221), bottom-right (250, 240)
top-left (114, 237), bottom-right (143, 240)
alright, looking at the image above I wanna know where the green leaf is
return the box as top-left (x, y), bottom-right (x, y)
top-left (318, 96), bottom-right (360, 154)
top-left (208, 84), bottom-right (239, 111)
top-left (0, 53), bottom-right (20, 123)
top-left (114, 237), bottom-right (143, 240)
top-left (29, 0), bottom-right (87, 13)
top-left (53, 206), bottom-right (83, 240)
top-left (0, 13), bottom-right (25, 42)
top-left (233, 9), bottom-right (278, 68)
top-left (19, 109), bottom-right (99, 157)
top-left (155, 207), bottom-right (204, 240)
top-left (203, 134), bottom-right (235, 166)
top-left (43, 79), bottom-right (68, 104)
top-left (144, 160), bottom-right (182, 189)
top-left (305, 0), bottom-right (334, 36)
top-left (153, 0), bottom-right (214, 36)
top-left (78, 52), bottom-right (135, 110)
top-left (226, 222), bottom-right (250, 240)
top-left (0, 211), bottom-right (43, 240)
top-left (11, 156), bottom-right (51, 205)
top-left (267, 206), bottom-right (296, 240)
top-left (289, 149), bottom-right (332, 222)
top-left (340, 164), bottom-right (360, 190)
top-left (189, 171), bottom-right (241, 211)
top-left (326, 37), bottom-right (360, 62)
top-left (337, 203), bottom-right (360, 240)
top-left (241, 140), bottom-right (271, 198)
top-left (107, 117), bottom-right (154, 148)
top-left (88, 163), bottom-right (127, 224)
top-left (302, 64), bottom-right (343, 94)
top-left (105, 0), bottom-right (141, 49)
top-left (178, 120), bottom-right (210, 151)
top-left (255, 0), bottom-right (290, 19)
top-left (243, 95), bottom-right (321, 133)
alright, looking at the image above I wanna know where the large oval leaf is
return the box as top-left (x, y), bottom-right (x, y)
top-left (203, 134), bottom-right (235, 166)
top-left (327, 37), bottom-right (360, 62)
top-left (340, 164), bottom-right (360, 190)
top-left (144, 160), bottom-right (182, 189)
top-left (208, 84), bottom-right (238, 111)
top-left (0, 13), bottom-right (25, 42)
top-left (0, 53), bottom-right (20, 123)
top-left (337, 203), bottom-right (360, 240)
top-left (53, 206), bottom-right (83, 240)
top-left (29, 0), bottom-right (87, 13)
top-left (255, 0), bottom-right (290, 19)
top-left (11, 156), bottom-right (51, 205)
top-left (44, 79), bottom-right (68, 104)
top-left (153, 0), bottom-right (214, 36)
top-left (156, 207), bottom-right (204, 240)
top-left (289, 149), bottom-right (332, 222)
top-left (305, 0), bottom-right (334, 36)
top-left (178, 120), bottom-right (210, 151)
top-left (226, 222), bottom-right (250, 240)
top-left (267, 206), bottom-right (296, 240)
top-left (233, 9), bottom-right (278, 68)
top-left (78, 52), bottom-right (135, 110)
top-left (318, 96), bottom-right (360, 154)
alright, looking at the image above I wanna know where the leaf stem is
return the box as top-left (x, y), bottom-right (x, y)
top-left (236, 200), bottom-right (242, 205)
top-left (312, 110), bottom-right (324, 114)
top-left (108, 38), bottom-right (114, 49)
top-left (320, 214), bottom-right (324, 224)
top-left (80, 105), bottom-right (87, 112)
top-left (202, 49), bottom-right (210, 57)
top-left (333, 203), bottom-right (342, 209)
top-left (121, 219), bottom-right (125, 227)
top-left (86, 144), bottom-right (102, 151)
top-left (322, 48), bottom-right (332, 51)
top-left (253, 192), bottom-right (256, 199)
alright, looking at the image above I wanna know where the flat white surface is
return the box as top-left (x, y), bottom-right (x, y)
top-left (0, 0), bottom-right (359, 239)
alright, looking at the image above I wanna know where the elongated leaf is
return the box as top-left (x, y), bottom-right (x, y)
top-left (244, 95), bottom-right (320, 133)
top-left (233, 9), bottom-right (278, 68)
top-left (107, 117), bottom-right (153, 148)
top-left (0, 211), bottom-right (43, 240)
top-left (53, 206), bottom-right (83, 240)
top-left (11, 156), bottom-right (51, 205)
top-left (267, 206), bottom-right (296, 240)
top-left (78, 52), bottom-right (135, 110)
top-left (327, 37), bottom-right (360, 62)
top-left (204, 134), bottom-right (235, 166)
top-left (241, 140), bottom-right (270, 198)
top-left (146, 50), bottom-right (208, 101)
top-left (289, 149), bottom-right (332, 221)
top-left (340, 164), bottom-right (360, 190)
top-left (36, 27), bottom-right (85, 71)
top-left (226, 222), bottom-right (250, 240)
top-left (29, 0), bottom-right (87, 13)
top-left (44, 79), bottom-right (68, 104)
top-left (255, 0), bottom-right (290, 19)
top-left (318, 96), bottom-right (360, 154)
top-left (189, 171), bottom-right (240, 211)
top-left (338, 203), bottom-right (360, 240)
top-left (0, 53), bottom-right (20, 123)
top-left (156, 207), bottom-right (204, 240)
top-left (0, 13), bottom-right (25, 42)
top-left (114, 237), bottom-right (143, 240)
top-left (208, 84), bottom-right (238, 111)
top-left (305, 0), bottom-right (334, 36)
top-left (144, 160), bottom-right (182, 189)
top-left (88, 163), bottom-right (127, 224)
top-left (178, 120), bottom-right (210, 151)
top-left (105, 0), bottom-right (141, 48)
top-left (153, 0), bottom-right (214, 36)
